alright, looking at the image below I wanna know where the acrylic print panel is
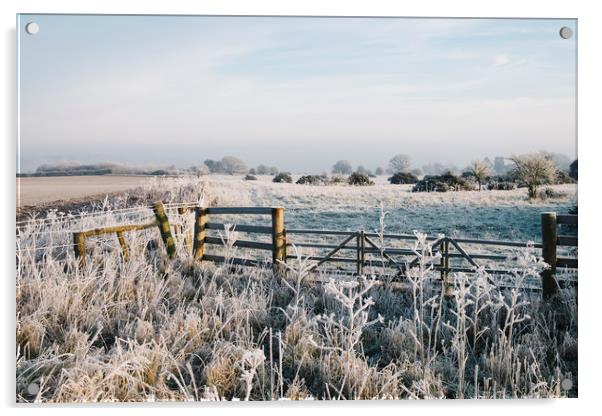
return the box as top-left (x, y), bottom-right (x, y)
top-left (16, 15), bottom-right (577, 402)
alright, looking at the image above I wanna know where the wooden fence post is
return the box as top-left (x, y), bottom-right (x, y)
top-left (116, 231), bottom-right (129, 260)
top-left (444, 239), bottom-right (449, 277)
top-left (439, 240), bottom-right (446, 280)
top-left (356, 231), bottom-right (365, 275)
top-left (272, 207), bottom-right (286, 274)
top-left (73, 232), bottom-right (86, 267)
top-left (356, 232), bottom-right (361, 275)
top-left (193, 207), bottom-right (208, 260)
top-left (442, 238), bottom-right (454, 297)
top-left (541, 212), bottom-right (560, 299)
top-left (361, 231), bottom-right (365, 275)
top-left (153, 202), bottom-right (176, 259)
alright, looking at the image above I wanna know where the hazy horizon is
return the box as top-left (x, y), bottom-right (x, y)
top-left (18, 150), bottom-right (574, 176)
top-left (18, 15), bottom-right (577, 173)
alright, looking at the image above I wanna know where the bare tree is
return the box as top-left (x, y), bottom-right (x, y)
top-left (356, 165), bottom-right (372, 176)
top-left (220, 156), bottom-right (247, 175)
top-left (388, 154), bottom-right (412, 174)
top-left (467, 160), bottom-right (492, 191)
top-left (510, 153), bottom-right (557, 199)
top-left (192, 163), bottom-right (210, 177)
top-left (422, 162), bottom-right (458, 176)
top-left (332, 160), bottom-right (353, 175)
top-left (411, 168), bottom-right (423, 177)
top-left (256, 164), bottom-right (269, 175)
top-left (204, 159), bottom-right (224, 173)
top-left (269, 166), bottom-right (279, 175)
top-left (375, 167), bottom-right (384, 176)
top-left (493, 156), bottom-right (508, 175)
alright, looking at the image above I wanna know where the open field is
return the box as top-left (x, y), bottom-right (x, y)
top-left (203, 175), bottom-right (577, 241)
top-left (17, 174), bottom-right (577, 242)
top-left (17, 175), bottom-right (152, 207)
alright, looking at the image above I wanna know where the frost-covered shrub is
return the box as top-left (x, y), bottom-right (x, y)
top-left (483, 175), bottom-right (515, 190)
top-left (538, 186), bottom-right (568, 200)
top-left (192, 164), bottom-right (210, 176)
top-left (328, 175), bottom-right (347, 184)
top-left (388, 172), bottom-right (418, 184)
top-left (412, 171), bottom-right (475, 192)
top-left (348, 172), bottom-right (374, 186)
top-left (273, 172), bottom-right (293, 183)
top-left (510, 153), bottom-right (557, 199)
top-left (555, 170), bottom-right (576, 184)
top-left (296, 175), bottom-right (327, 185)
top-left (487, 181), bottom-right (517, 190)
top-left (413, 177), bottom-right (447, 192)
top-left (203, 342), bottom-right (265, 400)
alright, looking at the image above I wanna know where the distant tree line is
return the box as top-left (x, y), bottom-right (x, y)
top-left (27, 151), bottom-right (576, 200)
top-left (412, 152), bottom-right (575, 199)
top-left (21, 162), bottom-right (181, 177)
top-left (198, 157), bottom-right (279, 177)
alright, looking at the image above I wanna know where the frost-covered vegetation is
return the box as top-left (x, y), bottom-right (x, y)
top-left (203, 175), bottom-right (576, 241)
top-left (16, 177), bottom-right (577, 402)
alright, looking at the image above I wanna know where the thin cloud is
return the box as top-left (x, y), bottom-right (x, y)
top-left (494, 54), bottom-right (511, 67)
top-left (18, 16), bottom-right (576, 172)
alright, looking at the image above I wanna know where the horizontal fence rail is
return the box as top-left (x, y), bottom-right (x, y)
top-left (205, 222), bottom-right (273, 234)
top-left (205, 207), bottom-right (275, 215)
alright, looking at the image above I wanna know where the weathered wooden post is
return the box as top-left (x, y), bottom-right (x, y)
top-left (444, 239), bottom-right (449, 277)
top-left (271, 207), bottom-right (286, 274)
top-left (361, 231), bottom-right (365, 275)
top-left (192, 207), bottom-right (208, 260)
top-left (439, 240), bottom-right (446, 280)
top-left (442, 238), bottom-right (454, 297)
top-left (541, 212), bottom-right (560, 299)
top-left (73, 232), bottom-right (87, 267)
top-left (356, 230), bottom-right (365, 275)
top-left (356, 232), bottom-right (361, 275)
top-left (116, 231), bottom-right (129, 261)
top-left (153, 202), bottom-right (176, 259)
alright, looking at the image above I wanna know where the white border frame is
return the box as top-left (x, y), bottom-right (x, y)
top-left (2, 1), bottom-right (600, 415)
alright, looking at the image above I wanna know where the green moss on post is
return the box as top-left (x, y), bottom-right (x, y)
top-left (73, 232), bottom-right (87, 267)
top-left (116, 231), bottom-right (129, 261)
top-left (153, 202), bottom-right (176, 259)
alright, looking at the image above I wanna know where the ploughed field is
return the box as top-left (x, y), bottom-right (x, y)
top-left (17, 175), bottom-right (152, 207)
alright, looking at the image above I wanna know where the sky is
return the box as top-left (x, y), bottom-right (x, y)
top-left (18, 15), bottom-right (577, 173)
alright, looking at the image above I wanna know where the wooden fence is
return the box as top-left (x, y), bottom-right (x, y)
top-left (541, 212), bottom-right (578, 298)
top-left (71, 203), bottom-right (577, 299)
top-left (192, 206), bottom-right (286, 273)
